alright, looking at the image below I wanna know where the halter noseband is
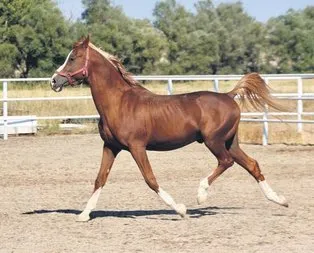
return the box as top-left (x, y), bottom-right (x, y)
top-left (57, 47), bottom-right (89, 86)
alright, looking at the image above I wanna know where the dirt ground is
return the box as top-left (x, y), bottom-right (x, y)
top-left (1, 134), bottom-right (313, 253)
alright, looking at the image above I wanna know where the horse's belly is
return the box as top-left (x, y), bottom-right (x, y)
top-left (146, 131), bottom-right (202, 151)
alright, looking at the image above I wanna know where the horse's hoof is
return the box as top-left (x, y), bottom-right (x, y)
top-left (197, 178), bottom-right (209, 205)
top-left (77, 212), bottom-right (91, 222)
top-left (197, 189), bottom-right (208, 205)
top-left (176, 203), bottom-right (187, 218)
top-left (277, 195), bottom-right (289, 207)
top-left (268, 194), bottom-right (289, 208)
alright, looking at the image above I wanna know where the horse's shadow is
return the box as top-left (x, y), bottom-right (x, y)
top-left (22, 206), bottom-right (242, 221)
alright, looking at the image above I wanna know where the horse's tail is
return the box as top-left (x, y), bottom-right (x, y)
top-left (227, 73), bottom-right (284, 111)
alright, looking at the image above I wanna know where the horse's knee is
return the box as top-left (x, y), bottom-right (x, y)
top-left (227, 158), bottom-right (234, 168)
top-left (219, 157), bottom-right (234, 169)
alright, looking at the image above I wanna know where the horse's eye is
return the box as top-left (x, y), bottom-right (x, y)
top-left (70, 57), bottom-right (75, 61)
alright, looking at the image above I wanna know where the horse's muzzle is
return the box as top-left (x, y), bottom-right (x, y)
top-left (51, 74), bottom-right (67, 92)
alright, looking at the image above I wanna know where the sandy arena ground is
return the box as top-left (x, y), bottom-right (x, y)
top-left (1, 134), bottom-right (313, 253)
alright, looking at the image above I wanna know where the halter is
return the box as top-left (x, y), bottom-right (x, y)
top-left (57, 47), bottom-right (89, 85)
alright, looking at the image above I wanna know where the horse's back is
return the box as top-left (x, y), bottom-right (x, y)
top-left (122, 88), bottom-right (240, 131)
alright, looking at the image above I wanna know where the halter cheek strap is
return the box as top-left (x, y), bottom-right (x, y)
top-left (57, 47), bottom-right (89, 86)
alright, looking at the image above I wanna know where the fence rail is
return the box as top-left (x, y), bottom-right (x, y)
top-left (1, 74), bottom-right (314, 144)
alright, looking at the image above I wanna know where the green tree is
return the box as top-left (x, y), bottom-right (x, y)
top-left (193, 0), bottom-right (221, 74)
top-left (154, 0), bottom-right (264, 74)
top-left (215, 2), bottom-right (265, 74)
top-left (82, 0), bottom-right (168, 74)
top-left (153, 0), bottom-right (196, 74)
top-left (266, 7), bottom-right (314, 73)
top-left (0, 0), bottom-right (71, 77)
top-left (0, 43), bottom-right (19, 77)
top-left (126, 19), bottom-right (168, 74)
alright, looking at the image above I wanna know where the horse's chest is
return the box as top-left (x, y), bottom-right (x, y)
top-left (98, 119), bottom-right (115, 144)
top-left (98, 119), bottom-right (127, 149)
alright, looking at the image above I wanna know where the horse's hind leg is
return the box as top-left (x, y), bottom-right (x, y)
top-left (197, 141), bottom-right (235, 204)
top-left (129, 145), bottom-right (186, 217)
top-left (77, 145), bottom-right (120, 222)
top-left (229, 134), bottom-right (288, 207)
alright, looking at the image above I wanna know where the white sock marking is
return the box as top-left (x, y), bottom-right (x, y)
top-left (85, 187), bottom-right (102, 210)
top-left (77, 187), bottom-right (102, 222)
top-left (158, 188), bottom-right (186, 217)
top-left (158, 188), bottom-right (176, 206)
top-left (197, 172), bottom-right (213, 204)
top-left (197, 177), bottom-right (209, 204)
top-left (259, 180), bottom-right (288, 207)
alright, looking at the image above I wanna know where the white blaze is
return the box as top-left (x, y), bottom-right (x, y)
top-left (50, 50), bottom-right (73, 89)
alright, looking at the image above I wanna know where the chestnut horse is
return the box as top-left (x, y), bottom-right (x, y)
top-left (51, 37), bottom-right (288, 222)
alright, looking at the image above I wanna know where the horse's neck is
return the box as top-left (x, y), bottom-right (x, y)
top-left (88, 62), bottom-right (129, 118)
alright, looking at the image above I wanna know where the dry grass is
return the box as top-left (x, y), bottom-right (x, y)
top-left (238, 122), bottom-right (314, 145)
top-left (1, 79), bottom-right (314, 144)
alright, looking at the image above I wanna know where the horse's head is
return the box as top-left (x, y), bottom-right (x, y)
top-left (51, 36), bottom-right (90, 92)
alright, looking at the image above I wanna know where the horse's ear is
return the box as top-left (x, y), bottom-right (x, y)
top-left (82, 35), bottom-right (90, 48)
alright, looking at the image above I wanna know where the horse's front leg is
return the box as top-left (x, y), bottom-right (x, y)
top-left (129, 145), bottom-right (186, 218)
top-left (77, 145), bottom-right (120, 222)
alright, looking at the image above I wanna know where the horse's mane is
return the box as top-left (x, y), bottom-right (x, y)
top-left (82, 42), bottom-right (139, 87)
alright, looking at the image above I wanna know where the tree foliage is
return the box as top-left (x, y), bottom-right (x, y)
top-left (80, 0), bottom-right (168, 74)
top-left (214, 2), bottom-right (265, 73)
top-left (266, 6), bottom-right (314, 73)
top-left (0, 0), bottom-right (73, 77)
top-left (0, 0), bottom-right (313, 78)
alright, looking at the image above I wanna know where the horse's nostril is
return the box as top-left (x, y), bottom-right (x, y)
top-left (52, 78), bottom-right (56, 84)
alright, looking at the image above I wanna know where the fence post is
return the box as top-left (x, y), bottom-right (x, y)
top-left (297, 78), bottom-right (303, 132)
top-left (263, 105), bottom-right (269, 146)
top-left (214, 79), bottom-right (219, 92)
top-left (3, 81), bottom-right (8, 140)
top-left (262, 77), bottom-right (269, 146)
top-left (167, 79), bottom-right (173, 95)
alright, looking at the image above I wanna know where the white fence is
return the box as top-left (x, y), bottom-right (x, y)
top-left (1, 74), bottom-right (314, 145)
